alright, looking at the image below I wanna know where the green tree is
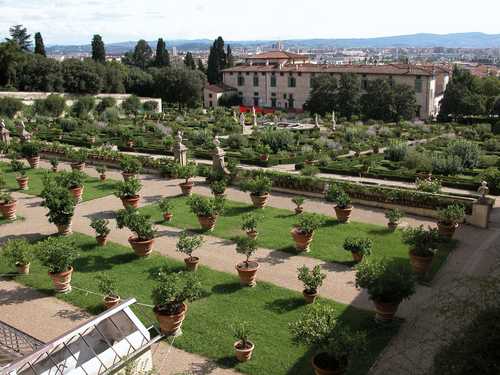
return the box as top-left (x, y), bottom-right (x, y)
top-left (151, 66), bottom-right (205, 108)
top-left (393, 84), bottom-right (417, 122)
top-left (61, 59), bottom-right (103, 94)
top-left (34, 32), bottom-right (46, 57)
top-left (91, 34), bottom-right (106, 64)
top-left (154, 38), bottom-right (170, 67)
top-left (197, 59), bottom-right (206, 74)
top-left (131, 39), bottom-right (153, 69)
top-left (6, 25), bottom-right (31, 51)
top-left (361, 79), bottom-right (394, 121)
top-left (184, 52), bottom-right (196, 70)
top-left (226, 44), bottom-right (234, 68)
top-left (17, 54), bottom-right (64, 91)
top-left (304, 74), bottom-right (337, 115)
top-left (336, 73), bottom-right (361, 119)
top-left (207, 37), bottom-right (226, 84)
top-left (0, 41), bottom-right (23, 86)
top-left (103, 61), bottom-right (126, 93)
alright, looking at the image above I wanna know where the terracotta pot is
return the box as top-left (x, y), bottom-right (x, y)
top-left (179, 181), bottom-right (194, 196)
top-left (69, 186), bottom-right (84, 203)
top-left (295, 206), bottom-right (304, 215)
top-left (122, 172), bottom-right (136, 181)
top-left (304, 160), bottom-right (314, 165)
top-left (96, 235), bottom-right (108, 247)
top-left (311, 353), bottom-right (347, 375)
top-left (103, 295), bottom-right (121, 310)
top-left (250, 193), bottom-right (269, 209)
top-left (387, 222), bottom-right (398, 231)
top-left (234, 340), bottom-right (255, 362)
top-left (154, 303), bottom-right (187, 336)
top-left (236, 261), bottom-right (259, 287)
top-left (100, 174), bottom-right (107, 181)
top-left (260, 154), bottom-right (269, 161)
top-left (71, 162), bottom-right (85, 171)
top-left (27, 156), bottom-right (40, 168)
top-left (16, 176), bottom-right (29, 190)
top-left (16, 262), bottom-right (30, 275)
top-left (246, 230), bottom-right (258, 239)
top-left (409, 250), bottom-right (434, 275)
top-left (214, 192), bottom-right (226, 199)
top-left (56, 222), bottom-right (73, 236)
top-left (351, 251), bottom-right (363, 263)
top-left (373, 300), bottom-right (400, 322)
top-left (128, 236), bottom-right (154, 257)
top-left (334, 206), bottom-right (353, 223)
top-left (127, 140), bottom-right (134, 148)
top-left (303, 290), bottom-right (318, 304)
top-left (51, 166), bottom-right (58, 173)
top-left (197, 215), bottom-right (217, 231)
top-left (49, 266), bottom-right (73, 293)
top-left (0, 200), bottom-right (17, 220)
top-left (121, 195), bottom-right (140, 209)
top-left (437, 222), bottom-right (458, 239)
top-left (291, 228), bottom-right (314, 252)
top-left (163, 212), bottom-right (173, 222)
top-left (184, 256), bottom-right (200, 272)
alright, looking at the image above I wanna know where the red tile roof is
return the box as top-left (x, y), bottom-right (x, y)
top-left (204, 84), bottom-right (237, 93)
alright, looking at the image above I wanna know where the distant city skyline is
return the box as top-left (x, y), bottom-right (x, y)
top-left (0, 0), bottom-right (499, 45)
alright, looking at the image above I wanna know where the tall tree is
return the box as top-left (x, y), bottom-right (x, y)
top-left (0, 41), bottom-right (23, 86)
top-left (6, 25), bottom-right (31, 51)
top-left (360, 79), bottom-right (395, 122)
top-left (304, 74), bottom-right (337, 115)
top-left (184, 52), bottom-right (196, 70)
top-left (34, 32), bottom-right (46, 57)
top-left (226, 44), bottom-right (234, 68)
top-left (197, 59), bottom-right (206, 74)
top-left (336, 73), bottom-right (361, 119)
top-left (91, 35), bottom-right (106, 64)
top-left (131, 39), bottom-right (153, 69)
top-left (207, 37), bottom-right (226, 84)
top-left (154, 38), bottom-right (170, 67)
top-left (392, 84), bottom-right (417, 122)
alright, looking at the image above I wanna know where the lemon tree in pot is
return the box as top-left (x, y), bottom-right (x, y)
top-left (0, 191), bottom-right (17, 221)
top-left (11, 159), bottom-right (29, 190)
top-left (159, 198), bottom-right (174, 222)
top-left (90, 218), bottom-right (111, 246)
top-left (97, 274), bottom-right (121, 309)
top-left (115, 178), bottom-right (142, 208)
top-left (188, 195), bottom-right (225, 232)
top-left (152, 270), bottom-right (202, 336)
top-left (291, 213), bottom-right (324, 252)
top-left (20, 142), bottom-right (41, 168)
top-left (355, 257), bottom-right (416, 322)
top-left (292, 196), bottom-right (306, 214)
top-left (96, 165), bottom-right (107, 181)
top-left (241, 212), bottom-right (259, 239)
top-left (297, 265), bottom-right (326, 304)
top-left (210, 179), bottom-right (227, 198)
top-left (116, 206), bottom-right (156, 257)
top-left (119, 156), bottom-right (142, 181)
top-left (2, 239), bottom-right (33, 275)
top-left (343, 237), bottom-right (373, 263)
top-left (241, 174), bottom-right (272, 209)
top-left (402, 225), bottom-right (440, 276)
top-left (176, 231), bottom-right (204, 271)
top-left (42, 183), bottom-right (76, 236)
top-left (57, 170), bottom-right (85, 203)
top-left (177, 162), bottom-right (197, 196)
top-left (49, 157), bottom-right (59, 172)
top-left (70, 149), bottom-right (88, 171)
top-left (235, 236), bottom-right (259, 287)
top-left (232, 321), bottom-right (255, 362)
top-left (37, 237), bottom-right (79, 293)
top-left (326, 185), bottom-right (353, 223)
top-left (385, 208), bottom-right (404, 231)
top-left (437, 204), bottom-right (465, 239)
top-left (290, 304), bottom-right (367, 375)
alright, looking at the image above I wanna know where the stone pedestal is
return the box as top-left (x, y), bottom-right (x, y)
top-left (0, 120), bottom-right (10, 145)
top-left (212, 137), bottom-right (230, 176)
top-left (173, 131), bottom-right (188, 166)
top-left (468, 202), bottom-right (490, 229)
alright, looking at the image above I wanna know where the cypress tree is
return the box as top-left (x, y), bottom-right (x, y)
top-left (226, 44), bottom-right (234, 68)
top-left (34, 32), bottom-right (46, 56)
top-left (207, 37), bottom-right (227, 84)
top-left (184, 52), bottom-right (196, 70)
top-left (197, 59), bottom-right (206, 74)
top-left (91, 34), bottom-right (106, 63)
top-left (155, 38), bottom-right (170, 67)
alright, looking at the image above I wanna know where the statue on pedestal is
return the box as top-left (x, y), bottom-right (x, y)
top-left (233, 110), bottom-right (238, 122)
top-left (0, 119), bottom-right (10, 145)
top-left (17, 121), bottom-right (31, 143)
top-left (173, 131), bottom-right (188, 166)
top-left (332, 111), bottom-right (336, 131)
top-left (212, 136), bottom-right (230, 176)
top-left (477, 181), bottom-right (489, 204)
top-left (315, 114), bottom-right (320, 128)
top-left (239, 113), bottom-right (246, 127)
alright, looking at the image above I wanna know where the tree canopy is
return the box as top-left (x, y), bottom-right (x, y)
top-left (34, 32), bottom-right (46, 57)
top-left (91, 34), bottom-right (106, 64)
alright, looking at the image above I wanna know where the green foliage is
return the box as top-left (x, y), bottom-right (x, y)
top-left (70, 149), bottom-right (88, 163)
top-left (241, 212), bottom-right (259, 232)
top-left (235, 236), bottom-right (258, 264)
top-left (0, 97), bottom-right (23, 118)
top-left (152, 270), bottom-right (202, 314)
top-left (49, 157), bottom-right (59, 168)
top-left (187, 195), bottom-right (225, 217)
top-left (34, 94), bottom-right (66, 117)
top-left (91, 34), bottom-right (106, 64)
top-left (20, 142), bottom-right (40, 158)
top-left (481, 168), bottom-right (500, 194)
top-left (158, 198), bottom-right (172, 213)
top-left (297, 265), bottom-right (326, 293)
top-left (36, 236), bottom-right (79, 273)
top-left (56, 170), bottom-right (85, 189)
top-left (71, 95), bottom-right (96, 118)
top-left (143, 100), bottom-right (158, 112)
top-left (258, 128), bottom-right (295, 153)
top-left (415, 177), bottom-right (442, 193)
top-left (122, 95), bottom-right (141, 115)
top-left (384, 208), bottom-right (404, 224)
top-left (431, 153), bottom-right (463, 175)
top-left (384, 141), bottom-right (408, 162)
top-left (10, 158), bottom-right (26, 175)
top-left (90, 218), bottom-right (110, 237)
top-left (2, 239), bottom-right (33, 266)
top-left (96, 274), bottom-right (119, 297)
top-left (119, 156), bottom-right (142, 174)
top-left (304, 74), bottom-right (338, 115)
top-left (292, 196), bottom-right (305, 207)
top-left (116, 206), bottom-right (155, 240)
top-left (295, 213), bottom-right (325, 234)
top-left (209, 179), bottom-right (227, 195)
top-left (176, 231), bottom-right (203, 258)
top-left (207, 36), bottom-right (226, 84)
top-left (240, 174), bottom-right (272, 196)
top-left (42, 184), bottom-right (76, 225)
top-left (402, 225), bottom-right (441, 257)
top-left (343, 237), bottom-right (373, 255)
top-left (114, 178), bottom-right (142, 198)
top-left (301, 165), bottom-right (320, 177)
top-left (232, 321), bottom-right (252, 347)
top-left (96, 165), bottom-right (106, 174)
top-left (447, 139), bottom-right (481, 169)
top-left (176, 162), bottom-right (197, 183)
top-left (437, 204), bottom-right (466, 225)
top-left (96, 97), bottom-right (116, 113)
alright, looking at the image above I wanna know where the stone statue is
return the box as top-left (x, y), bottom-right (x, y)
top-left (173, 131), bottom-right (188, 166)
top-left (273, 114), bottom-right (279, 125)
top-left (252, 112), bottom-right (258, 128)
top-left (17, 121), bottom-right (31, 143)
top-left (233, 110), bottom-right (238, 122)
top-left (212, 136), bottom-right (230, 176)
top-left (332, 111), bottom-right (336, 131)
top-left (477, 181), bottom-right (489, 203)
top-left (315, 114), bottom-right (320, 128)
top-left (239, 113), bottom-right (246, 127)
top-left (251, 106), bottom-right (256, 117)
top-left (0, 119), bottom-right (10, 145)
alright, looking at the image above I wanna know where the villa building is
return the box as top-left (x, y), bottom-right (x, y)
top-left (205, 51), bottom-right (450, 119)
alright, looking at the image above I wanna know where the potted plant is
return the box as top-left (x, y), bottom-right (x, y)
top-left (70, 149), bottom-right (88, 171)
top-left (290, 304), bottom-right (366, 375)
top-left (291, 213), bottom-right (324, 252)
top-left (116, 206), bottom-right (156, 256)
top-left (177, 163), bottom-right (197, 196)
top-left (402, 226), bottom-right (440, 275)
top-left (115, 178), bottom-right (142, 208)
top-left (176, 231), bottom-right (204, 271)
top-left (90, 218), bottom-right (111, 246)
top-left (210, 179), bottom-right (227, 198)
top-left (37, 237), bottom-right (79, 293)
top-left (0, 192), bottom-right (17, 221)
top-left (258, 144), bottom-right (272, 161)
top-left (49, 157), bottom-right (59, 172)
top-left (187, 195), bottom-right (225, 231)
top-left (159, 198), bottom-right (174, 222)
top-left (355, 257), bottom-right (416, 321)
top-left (326, 186), bottom-right (353, 223)
top-left (241, 213), bottom-right (259, 239)
top-left (43, 185), bottom-right (76, 235)
top-left (241, 174), bottom-right (272, 209)
top-left (437, 204), bottom-right (465, 238)
top-left (96, 165), bottom-right (107, 181)
top-left (152, 271), bottom-right (202, 336)
top-left (2, 239), bottom-right (33, 275)
top-left (292, 196), bottom-right (306, 214)
top-left (58, 170), bottom-right (85, 203)
top-left (21, 142), bottom-right (41, 169)
top-left (11, 159), bottom-right (29, 190)
top-left (385, 208), bottom-right (404, 231)
top-left (120, 157), bottom-right (142, 181)
top-left (297, 265), bottom-right (327, 304)
top-left (232, 321), bottom-right (255, 362)
top-left (96, 274), bottom-right (121, 309)
top-left (235, 236), bottom-right (259, 287)
top-left (343, 237), bottom-right (373, 263)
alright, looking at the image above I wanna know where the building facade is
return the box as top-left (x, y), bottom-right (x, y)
top-left (218, 51), bottom-right (450, 119)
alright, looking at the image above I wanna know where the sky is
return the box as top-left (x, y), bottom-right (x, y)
top-left (0, 0), bottom-right (499, 45)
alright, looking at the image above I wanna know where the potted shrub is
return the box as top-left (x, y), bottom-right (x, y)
top-left (43, 185), bottom-right (76, 235)
top-left (0, 192), bottom-right (17, 221)
top-left (97, 274), bottom-right (121, 309)
top-left (2, 239), bottom-right (33, 274)
top-left (290, 304), bottom-right (366, 375)
top-left (297, 265), bottom-right (327, 304)
top-left (210, 179), bottom-right (227, 198)
top-left (159, 198), bottom-right (174, 222)
top-left (235, 236), bottom-right (259, 287)
top-left (70, 149), bottom-right (88, 171)
top-left (90, 218), bottom-right (111, 246)
top-left (115, 178), bottom-right (142, 208)
top-left (21, 142), bottom-right (41, 169)
top-left (355, 257), bottom-right (416, 321)
top-left (116, 207), bottom-right (156, 257)
top-left (120, 157), bottom-right (142, 181)
top-left (343, 237), bottom-right (373, 263)
top-left (402, 226), bottom-right (440, 275)
top-left (152, 271), bottom-right (202, 336)
top-left (241, 174), bottom-right (272, 209)
top-left (437, 204), bottom-right (465, 238)
top-left (291, 213), bottom-right (324, 252)
top-left (241, 213), bottom-right (259, 239)
top-left (187, 195), bottom-right (225, 232)
top-left (177, 163), bottom-right (197, 196)
top-left (58, 170), bottom-right (85, 203)
top-left (326, 186), bottom-right (353, 223)
top-left (292, 196), bottom-right (306, 214)
top-left (49, 158), bottom-right (59, 172)
top-left (37, 237), bottom-right (79, 293)
top-left (258, 145), bottom-right (272, 161)
top-left (11, 159), bottom-right (29, 190)
top-left (232, 321), bottom-right (254, 362)
top-left (96, 165), bottom-right (107, 181)
top-left (385, 208), bottom-right (404, 231)
top-left (176, 231), bottom-right (204, 271)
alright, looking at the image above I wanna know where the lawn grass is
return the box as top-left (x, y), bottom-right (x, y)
top-left (0, 233), bottom-right (398, 375)
top-left (0, 162), bottom-right (118, 202)
top-left (0, 215), bottom-right (23, 225)
top-left (139, 195), bottom-right (455, 280)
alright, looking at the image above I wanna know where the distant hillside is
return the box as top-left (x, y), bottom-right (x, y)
top-left (45, 33), bottom-right (500, 55)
